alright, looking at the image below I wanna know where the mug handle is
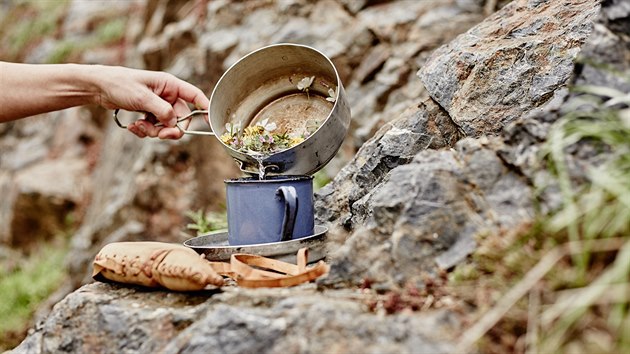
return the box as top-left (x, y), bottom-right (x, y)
top-left (276, 186), bottom-right (298, 242)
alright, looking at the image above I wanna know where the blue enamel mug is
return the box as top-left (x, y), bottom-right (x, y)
top-left (225, 175), bottom-right (314, 246)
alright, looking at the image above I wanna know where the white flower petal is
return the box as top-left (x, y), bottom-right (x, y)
top-left (297, 76), bottom-right (315, 91)
top-left (326, 87), bottom-right (337, 102)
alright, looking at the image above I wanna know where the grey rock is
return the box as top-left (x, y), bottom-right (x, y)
top-left (419, 0), bottom-right (600, 136)
top-left (66, 120), bottom-right (154, 285)
top-left (600, 0), bottom-right (630, 34)
top-left (62, 0), bottom-right (138, 39)
top-left (13, 283), bottom-right (458, 354)
top-left (315, 99), bottom-right (461, 228)
top-left (456, 0), bottom-right (485, 12)
top-left (575, 23), bottom-right (630, 92)
top-left (338, 0), bottom-right (370, 14)
top-left (1, 158), bottom-right (89, 246)
top-left (324, 138), bottom-right (534, 286)
top-left (0, 114), bottom-right (58, 171)
top-left (352, 44), bottom-right (391, 84)
top-left (12, 283), bottom-right (209, 354)
top-left (23, 39), bottom-right (58, 64)
top-left (357, 1), bottom-right (439, 41)
top-left (0, 108), bottom-right (98, 247)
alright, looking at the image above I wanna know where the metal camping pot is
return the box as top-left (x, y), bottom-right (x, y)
top-left (113, 43), bottom-right (351, 176)
top-left (209, 43), bottom-right (351, 176)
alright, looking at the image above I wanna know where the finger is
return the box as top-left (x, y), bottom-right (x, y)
top-left (158, 126), bottom-right (183, 140)
top-left (142, 91), bottom-right (177, 127)
top-left (170, 78), bottom-right (209, 110)
top-left (135, 119), bottom-right (162, 138)
top-left (127, 124), bottom-right (147, 138)
top-left (159, 99), bottom-right (189, 140)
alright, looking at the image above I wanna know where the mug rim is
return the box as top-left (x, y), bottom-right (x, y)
top-left (225, 175), bottom-right (313, 184)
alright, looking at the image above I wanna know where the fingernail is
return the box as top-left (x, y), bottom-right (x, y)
top-left (168, 118), bottom-right (177, 127)
top-left (138, 125), bottom-right (147, 133)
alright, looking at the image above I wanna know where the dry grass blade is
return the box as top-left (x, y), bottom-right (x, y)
top-left (525, 286), bottom-right (541, 354)
top-left (542, 283), bottom-right (630, 326)
top-left (540, 240), bottom-right (630, 352)
top-left (455, 237), bottom-right (626, 352)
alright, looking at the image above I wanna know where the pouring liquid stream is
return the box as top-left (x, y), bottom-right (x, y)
top-left (250, 153), bottom-right (267, 180)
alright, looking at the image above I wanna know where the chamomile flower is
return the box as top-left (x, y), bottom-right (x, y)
top-left (255, 118), bottom-right (277, 132)
top-left (326, 87), bottom-right (337, 102)
top-left (297, 76), bottom-right (315, 91)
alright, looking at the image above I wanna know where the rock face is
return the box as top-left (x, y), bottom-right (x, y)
top-left (316, 0), bottom-right (599, 287)
top-left (11, 0), bottom-right (628, 352)
top-left (420, 0), bottom-right (600, 136)
top-left (316, 100), bottom-right (462, 228)
top-left (0, 109), bottom-right (96, 249)
top-left (14, 283), bottom-right (457, 354)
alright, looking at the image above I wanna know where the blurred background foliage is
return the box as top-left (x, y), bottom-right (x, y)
top-left (2, 1), bottom-right (73, 349)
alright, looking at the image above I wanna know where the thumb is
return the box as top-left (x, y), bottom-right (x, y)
top-left (144, 93), bottom-right (177, 127)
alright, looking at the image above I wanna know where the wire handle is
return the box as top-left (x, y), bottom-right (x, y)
top-left (113, 109), bottom-right (214, 136)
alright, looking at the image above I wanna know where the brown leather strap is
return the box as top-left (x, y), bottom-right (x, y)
top-left (208, 247), bottom-right (329, 288)
top-left (207, 261), bottom-right (234, 276)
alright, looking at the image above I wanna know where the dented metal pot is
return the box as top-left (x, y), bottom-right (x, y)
top-left (209, 43), bottom-right (351, 176)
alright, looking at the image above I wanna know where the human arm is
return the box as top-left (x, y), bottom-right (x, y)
top-left (0, 62), bottom-right (209, 139)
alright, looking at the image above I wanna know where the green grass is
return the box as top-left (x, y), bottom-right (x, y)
top-left (45, 18), bottom-right (128, 64)
top-left (0, 240), bottom-right (68, 348)
top-left (451, 84), bottom-right (630, 353)
top-left (535, 86), bottom-right (630, 353)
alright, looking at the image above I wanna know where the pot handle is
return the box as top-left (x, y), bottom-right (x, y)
top-left (276, 186), bottom-right (298, 242)
top-left (112, 109), bottom-right (214, 136)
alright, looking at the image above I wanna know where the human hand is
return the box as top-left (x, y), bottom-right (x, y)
top-left (94, 66), bottom-right (209, 139)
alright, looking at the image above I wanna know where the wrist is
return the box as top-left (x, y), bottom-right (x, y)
top-left (67, 64), bottom-right (104, 106)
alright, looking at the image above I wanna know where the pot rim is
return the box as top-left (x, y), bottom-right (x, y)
top-left (209, 43), bottom-right (342, 157)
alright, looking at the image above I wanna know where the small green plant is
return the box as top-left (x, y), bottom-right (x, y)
top-left (46, 40), bottom-right (77, 64)
top-left (185, 209), bottom-right (228, 235)
top-left (313, 170), bottom-right (331, 191)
